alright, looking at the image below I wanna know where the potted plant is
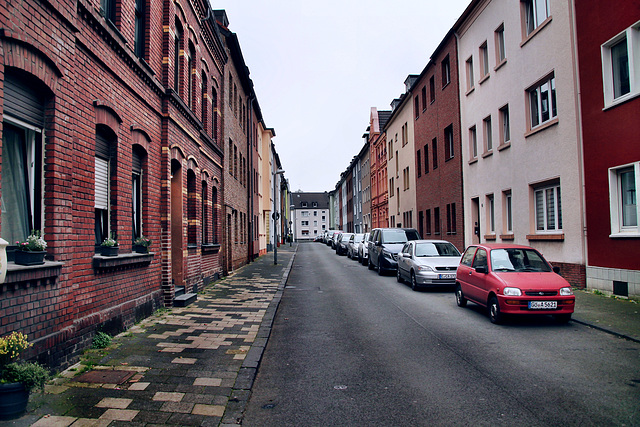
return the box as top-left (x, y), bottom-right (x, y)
top-left (0, 332), bottom-right (49, 420)
top-left (100, 234), bottom-right (119, 257)
top-left (133, 236), bottom-right (151, 254)
top-left (14, 230), bottom-right (47, 266)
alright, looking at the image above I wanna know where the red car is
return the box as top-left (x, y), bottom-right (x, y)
top-left (455, 244), bottom-right (575, 324)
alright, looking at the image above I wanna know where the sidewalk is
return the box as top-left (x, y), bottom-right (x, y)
top-left (7, 243), bottom-right (297, 427)
top-left (5, 244), bottom-right (640, 426)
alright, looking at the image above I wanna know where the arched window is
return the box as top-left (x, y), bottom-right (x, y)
top-left (202, 180), bottom-right (209, 244)
top-left (174, 19), bottom-right (183, 92)
top-left (188, 42), bottom-right (196, 111)
top-left (187, 169), bottom-right (197, 246)
top-left (132, 145), bottom-right (146, 241)
top-left (201, 72), bottom-right (208, 131)
top-left (95, 125), bottom-right (117, 246)
top-left (212, 186), bottom-right (218, 244)
top-left (212, 87), bottom-right (218, 141)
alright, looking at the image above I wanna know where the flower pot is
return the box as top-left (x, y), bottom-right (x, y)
top-left (14, 250), bottom-right (46, 266)
top-left (0, 382), bottom-right (29, 420)
top-left (99, 246), bottom-right (119, 257)
top-left (133, 244), bottom-right (148, 254)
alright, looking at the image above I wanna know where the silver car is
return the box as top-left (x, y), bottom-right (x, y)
top-left (347, 233), bottom-right (365, 259)
top-left (357, 232), bottom-right (370, 265)
top-left (396, 240), bottom-right (461, 290)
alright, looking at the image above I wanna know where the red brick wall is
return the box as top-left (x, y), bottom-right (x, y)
top-left (414, 35), bottom-right (465, 252)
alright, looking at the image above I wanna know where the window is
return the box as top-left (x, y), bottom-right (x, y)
top-left (469, 126), bottom-right (478, 159)
top-left (442, 55), bottom-right (451, 87)
top-left (447, 203), bottom-right (457, 234)
top-left (402, 123), bottom-right (407, 147)
top-left (101, 0), bottom-right (116, 23)
top-left (432, 138), bottom-right (438, 169)
top-left (444, 125), bottom-right (454, 160)
top-left (499, 104), bottom-right (510, 145)
top-left (487, 194), bottom-right (495, 234)
top-left (389, 178), bottom-right (394, 197)
top-left (95, 126), bottom-right (116, 246)
top-left (212, 88), bottom-right (218, 140)
top-left (187, 43), bottom-right (195, 109)
top-left (418, 211), bottom-right (424, 237)
top-left (1, 121), bottom-right (44, 246)
top-left (201, 72), bottom-right (208, 129)
top-left (403, 167), bottom-right (410, 191)
top-left (425, 209), bottom-right (431, 235)
top-left (421, 86), bottom-right (427, 110)
top-left (174, 21), bottom-right (183, 92)
top-left (466, 56), bottom-right (475, 91)
top-left (417, 149), bottom-right (422, 178)
top-left (429, 76), bottom-right (435, 103)
top-left (132, 147), bottom-right (145, 241)
top-left (424, 144), bottom-right (429, 173)
top-left (301, 221), bottom-right (309, 226)
top-left (504, 190), bottom-right (513, 233)
top-left (609, 163), bottom-right (639, 236)
top-left (483, 116), bottom-right (492, 152)
top-left (528, 75), bottom-right (557, 129)
top-left (201, 181), bottom-right (208, 243)
top-left (434, 207), bottom-right (440, 234)
top-left (495, 24), bottom-right (506, 65)
top-left (523, 0), bottom-right (550, 37)
top-left (479, 41), bottom-right (489, 79)
top-left (534, 182), bottom-right (562, 232)
top-left (212, 187), bottom-right (218, 243)
top-left (414, 96), bottom-right (420, 119)
top-left (187, 170), bottom-right (197, 246)
top-left (601, 21), bottom-right (640, 108)
top-left (134, 0), bottom-right (146, 58)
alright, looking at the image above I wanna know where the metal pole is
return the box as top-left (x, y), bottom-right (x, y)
top-left (273, 172), bottom-right (278, 265)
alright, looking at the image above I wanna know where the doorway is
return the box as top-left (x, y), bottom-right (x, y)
top-left (171, 159), bottom-right (183, 290)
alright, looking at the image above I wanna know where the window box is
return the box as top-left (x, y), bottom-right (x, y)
top-left (99, 245), bottom-right (119, 257)
top-left (93, 252), bottom-right (154, 270)
top-left (14, 251), bottom-right (46, 266)
top-left (132, 244), bottom-right (149, 254)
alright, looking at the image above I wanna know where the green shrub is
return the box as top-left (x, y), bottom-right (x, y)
top-left (91, 332), bottom-right (112, 349)
top-left (2, 362), bottom-right (49, 392)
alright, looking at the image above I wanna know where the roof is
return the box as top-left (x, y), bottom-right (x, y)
top-left (291, 192), bottom-right (330, 210)
top-left (378, 110), bottom-right (393, 129)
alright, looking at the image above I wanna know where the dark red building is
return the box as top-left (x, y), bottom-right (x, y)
top-left (574, 2), bottom-right (640, 297)
top-left (413, 31), bottom-right (465, 252)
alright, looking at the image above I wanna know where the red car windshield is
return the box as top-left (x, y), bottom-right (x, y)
top-left (490, 248), bottom-right (552, 272)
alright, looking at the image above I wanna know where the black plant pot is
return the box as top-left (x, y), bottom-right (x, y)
top-left (0, 382), bottom-right (29, 420)
top-left (14, 250), bottom-right (46, 266)
top-left (133, 244), bottom-right (149, 254)
top-left (99, 246), bottom-right (119, 257)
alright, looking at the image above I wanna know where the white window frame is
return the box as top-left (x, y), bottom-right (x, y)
top-left (609, 162), bottom-right (640, 237)
top-left (523, 0), bottom-right (550, 37)
top-left (466, 56), bottom-right (475, 92)
top-left (528, 75), bottom-right (557, 130)
top-left (487, 194), bottom-right (495, 234)
top-left (483, 115), bottom-right (493, 153)
top-left (495, 24), bottom-right (506, 65)
top-left (601, 21), bottom-right (640, 109)
top-left (534, 182), bottom-right (562, 233)
top-left (469, 125), bottom-right (478, 159)
top-left (499, 104), bottom-right (511, 145)
top-left (504, 190), bottom-right (513, 233)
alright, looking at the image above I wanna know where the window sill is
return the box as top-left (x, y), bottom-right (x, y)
top-left (609, 232), bottom-right (640, 239)
top-left (497, 142), bottom-right (511, 151)
top-left (465, 86), bottom-right (475, 96)
top-left (482, 150), bottom-right (493, 158)
top-left (4, 261), bottom-right (64, 285)
top-left (468, 157), bottom-right (478, 165)
top-left (494, 59), bottom-right (507, 72)
top-left (524, 117), bottom-right (559, 138)
top-left (526, 233), bottom-right (564, 241)
top-left (484, 234), bottom-right (497, 241)
top-left (500, 234), bottom-right (515, 241)
top-left (202, 244), bottom-right (221, 253)
top-left (478, 74), bottom-right (490, 85)
top-left (520, 16), bottom-right (552, 48)
top-left (442, 81), bottom-right (450, 90)
top-left (93, 252), bottom-right (154, 270)
top-left (603, 91), bottom-right (640, 111)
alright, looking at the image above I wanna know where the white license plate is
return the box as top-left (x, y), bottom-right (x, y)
top-left (528, 301), bottom-right (557, 309)
top-left (438, 274), bottom-right (456, 279)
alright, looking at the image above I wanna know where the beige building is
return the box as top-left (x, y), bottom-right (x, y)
top-left (454, 0), bottom-right (586, 284)
top-left (386, 76), bottom-right (419, 230)
top-left (257, 123), bottom-right (275, 255)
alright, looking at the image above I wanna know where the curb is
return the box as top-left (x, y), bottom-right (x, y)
top-left (570, 318), bottom-right (640, 344)
top-left (222, 248), bottom-right (298, 425)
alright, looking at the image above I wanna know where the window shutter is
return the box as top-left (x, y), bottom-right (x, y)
top-left (4, 71), bottom-right (45, 127)
top-left (132, 149), bottom-right (142, 174)
top-left (95, 157), bottom-right (109, 210)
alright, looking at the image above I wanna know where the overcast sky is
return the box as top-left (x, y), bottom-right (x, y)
top-left (213, 0), bottom-right (471, 192)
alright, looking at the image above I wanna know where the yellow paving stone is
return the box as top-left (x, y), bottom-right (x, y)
top-left (45, 384), bottom-right (70, 394)
top-left (153, 391), bottom-right (185, 402)
top-left (233, 354), bottom-right (246, 360)
top-left (128, 382), bottom-right (150, 391)
top-left (98, 409), bottom-right (139, 421)
top-left (172, 357), bottom-right (197, 364)
top-left (192, 404), bottom-right (225, 417)
top-left (32, 415), bottom-right (77, 426)
top-left (193, 377), bottom-right (222, 386)
top-left (96, 398), bottom-right (132, 409)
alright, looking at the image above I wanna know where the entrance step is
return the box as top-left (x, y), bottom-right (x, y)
top-left (175, 286), bottom-right (185, 297)
top-left (174, 292), bottom-right (197, 307)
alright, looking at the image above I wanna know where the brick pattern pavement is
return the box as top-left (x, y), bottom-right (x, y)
top-left (26, 248), bottom-right (295, 426)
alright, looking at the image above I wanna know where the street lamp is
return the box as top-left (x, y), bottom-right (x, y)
top-left (273, 168), bottom-right (285, 265)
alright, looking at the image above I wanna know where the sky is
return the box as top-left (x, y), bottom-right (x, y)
top-left (213, 0), bottom-right (471, 193)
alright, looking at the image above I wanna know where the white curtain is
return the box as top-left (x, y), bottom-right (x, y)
top-left (1, 125), bottom-right (30, 244)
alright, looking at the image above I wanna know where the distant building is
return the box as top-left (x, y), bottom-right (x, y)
top-left (291, 192), bottom-right (330, 240)
top-left (574, 1), bottom-right (640, 296)
top-left (369, 107), bottom-right (392, 229)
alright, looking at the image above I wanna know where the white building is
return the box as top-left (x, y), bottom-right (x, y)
top-left (291, 192), bottom-right (330, 240)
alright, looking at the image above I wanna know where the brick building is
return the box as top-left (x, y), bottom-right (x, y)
top-left (413, 31), bottom-right (465, 251)
top-left (0, 0), bottom-right (278, 370)
top-left (368, 107), bottom-right (391, 229)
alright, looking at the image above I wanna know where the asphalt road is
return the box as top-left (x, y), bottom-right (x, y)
top-left (243, 242), bottom-right (640, 426)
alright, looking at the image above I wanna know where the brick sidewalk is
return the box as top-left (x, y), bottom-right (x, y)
top-left (10, 245), bottom-right (296, 427)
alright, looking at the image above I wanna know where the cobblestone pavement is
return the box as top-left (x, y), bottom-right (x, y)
top-left (7, 245), bottom-right (296, 427)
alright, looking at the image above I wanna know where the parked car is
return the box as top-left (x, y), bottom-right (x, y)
top-left (455, 243), bottom-right (575, 324)
top-left (347, 233), bottom-right (365, 259)
top-left (330, 230), bottom-right (343, 249)
top-left (396, 240), bottom-right (461, 290)
top-left (325, 230), bottom-right (339, 247)
top-left (357, 232), bottom-right (371, 265)
top-left (335, 232), bottom-right (353, 255)
top-left (368, 228), bottom-right (421, 275)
